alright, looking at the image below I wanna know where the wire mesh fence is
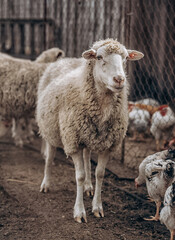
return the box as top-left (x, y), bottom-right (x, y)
top-left (0, 0), bottom-right (174, 168)
top-left (123, 0), bottom-right (175, 168)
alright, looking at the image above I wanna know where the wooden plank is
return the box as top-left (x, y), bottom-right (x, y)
top-left (13, 23), bottom-right (21, 54)
top-left (24, 0), bottom-right (32, 55)
top-left (75, 0), bottom-right (84, 57)
top-left (67, 0), bottom-right (75, 57)
top-left (88, 0), bottom-right (95, 48)
top-left (54, 0), bottom-right (62, 48)
top-left (81, 0), bottom-right (91, 53)
top-left (61, 0), bottom-right (68, 55)
top-left (94, 0), bottom-right (104, 41)
top-left (46, 0), bottom-right (55, 19)
top-left (34, 24), bottom-right (40, 54)
top-left (104, 0), bottom-right (111, 39)
top-left (45, 0), bottom-right (58, 49)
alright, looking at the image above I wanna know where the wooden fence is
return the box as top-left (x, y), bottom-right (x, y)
top-left (0, 0), bottom-right (127, 58)
top-left (0, 0), bottom-right (175, 163)
top-left (0, 0), bottom-right (174, 105)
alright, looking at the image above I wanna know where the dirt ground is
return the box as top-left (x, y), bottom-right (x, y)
top-left (0, 135), bottom-right (170, 240)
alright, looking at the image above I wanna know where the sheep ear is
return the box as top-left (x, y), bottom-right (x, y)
top-left (127, 50), bottom-right (144, 61)
top-left (57, 50), bottom-right (65, 59)
top-left (82, 49), bottom-right (97, 59)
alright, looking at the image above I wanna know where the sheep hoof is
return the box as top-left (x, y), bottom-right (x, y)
top-left (74, 215), bottom-right (87, 223)
top-left (85, 189), bottom-right (94, 197)
top-left (40, 181), bottom-right (50, 193)
top-left (40, 186), bottom-right (49, 193)
top-left (93, 209), bottom-right (104, 218)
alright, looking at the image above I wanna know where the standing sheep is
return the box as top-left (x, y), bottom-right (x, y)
top-left (0, 48), bottom-right (64, 146)
top-left (36, 38), bottom-right (144, 223)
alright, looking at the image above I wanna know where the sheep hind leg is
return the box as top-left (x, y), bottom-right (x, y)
top-left (72, 150), bottom-right (87, 223)
top-left (92, 151), bottom-right (109, 218)
top-left (83, 148), bottom-right (93, 197)
top-left (11, 118), bottom-right (24, 148)
top-left (156, 139), bottom-right (160, 151)
top-left (40, 142), bottom-right (56, 193)
top-left (41, 139), bottom-right (55, 165)
top-left (170, 229), bottom-right (174, 240)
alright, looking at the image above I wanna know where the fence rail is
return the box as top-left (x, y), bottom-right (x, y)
top-left (0, 18), bottom-right (55, 58)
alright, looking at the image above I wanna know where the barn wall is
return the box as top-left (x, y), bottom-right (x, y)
top-left (0, 0), bottom-right (126, 58)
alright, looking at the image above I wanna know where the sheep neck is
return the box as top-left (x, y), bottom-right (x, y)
top-left (83, 60), bottom-right (126, 124)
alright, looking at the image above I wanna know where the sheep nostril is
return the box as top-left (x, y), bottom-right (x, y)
top-left (113, 76), bottom-right (124, 84)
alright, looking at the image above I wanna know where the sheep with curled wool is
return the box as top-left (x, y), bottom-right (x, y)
top-left (0, 48), bottom-right (64, 147)
top-left (36, 38), bottom-right (144, 223)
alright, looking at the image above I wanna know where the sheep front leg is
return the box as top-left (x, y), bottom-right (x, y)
top-left (92, 151), bottom-right (109, 218)
top-left (40, 142), bottom-right (56, 193)
top-left (83, 148), bottom-right (93, 197)
top-left (12, 118), bottom-right (24, 148)
top-left (72, 150), bottom-right (87, 223)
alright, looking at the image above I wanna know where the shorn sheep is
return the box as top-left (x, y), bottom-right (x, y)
top-left (36, 38), bottom-right (144, 223)
top-left (0, 48), bottom-right (64, 146)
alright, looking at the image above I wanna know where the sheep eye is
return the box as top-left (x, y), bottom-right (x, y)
top-left (97, 55), bottom-right (103, 60)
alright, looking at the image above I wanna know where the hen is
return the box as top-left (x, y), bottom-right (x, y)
top-left (135, 146), bottom-right (175, 188)
top-left (144, 159), bottom-right (175, 221)
top-left (160, 181), bottom-right (175, 240)
top-left (150, 106), bottom-right (175, 151)
top-left (128, 104), bottom-right (150, 140)
top-left (135, 98), bottom-right (160, 107)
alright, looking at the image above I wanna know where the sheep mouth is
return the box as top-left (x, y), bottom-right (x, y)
top-left (113, 85), bottom-right (124, 91)
top-left (115, 86), bottom-right (124, 89)
top-left (107, 85), bottom-right (124, 93)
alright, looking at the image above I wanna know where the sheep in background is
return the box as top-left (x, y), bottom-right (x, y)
top-left (0, 47), bottom-right (64, 147)
top-left (36, 38), bottom-right (144, 223)
top-left (0, 47), bottom-right (64, 63)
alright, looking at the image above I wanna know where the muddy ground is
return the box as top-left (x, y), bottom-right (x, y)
top-left (0, 135), bottom-right (170, 240)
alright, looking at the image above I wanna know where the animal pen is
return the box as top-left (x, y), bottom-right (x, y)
top-left (0, 0), bottom-right (174, 169)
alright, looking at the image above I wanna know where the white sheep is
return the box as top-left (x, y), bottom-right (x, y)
top-left (0, 48), bottom-right (64, 147)
top-left (36, 38), bottom-right (144, 223)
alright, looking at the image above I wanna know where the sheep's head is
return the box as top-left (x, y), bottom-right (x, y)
top-left (82, 39), bottom-right (144, 93)
top-left (36, 48), bottom-right (65, 63)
